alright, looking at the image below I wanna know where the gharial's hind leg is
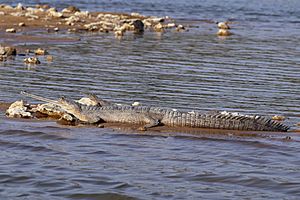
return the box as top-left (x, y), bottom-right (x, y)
top-left (138, 119), bottom-right (160, 131)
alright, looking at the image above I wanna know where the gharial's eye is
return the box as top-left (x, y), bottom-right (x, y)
top-left (59, 96), bottom-right (66, 101)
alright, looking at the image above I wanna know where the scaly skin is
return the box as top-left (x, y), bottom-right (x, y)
top-left (77, 104), bottom-right (289, 131)
top-left (21, 91), bottom-right (290, 132)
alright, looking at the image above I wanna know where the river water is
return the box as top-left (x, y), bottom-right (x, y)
top-left (1, 0), bottom-right (300, 199)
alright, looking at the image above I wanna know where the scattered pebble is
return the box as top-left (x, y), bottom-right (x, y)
top-left (5, 28), bottom-right (16, 33)
top-left (25, 49), bottom-right (31, 54)
top-left (272, 115), bottom-right (286, 121)
top-left (46, 55), bottom-right (54, 62)
top-left (77, 97), bottom-right (99, 106)
top-left (217, 29), bottom-right (233, 36)
top-left (216, 21), bottom-right (233, 36)
top-left (154, 23), bottom-right (164, 32)
top-left (176, 24), bottom-right (186, 31)
top-left (34, 48), bottom-right (47, 55)
top-left (62, 6), bottom-right (80, 13)
top-left (35, 4), bottom-right (50, 9)
top-left (131, 12), bottom-right (142, 17)
top-left (284, 136), bottom-right (292, 140)
top-left (47, 9), bottom-right (63, 18)
top-left (19, 22), bottom-right (25, 27)
top-left (0, 45), bottom-right (17, 56)
top-left (25, 13), bottom-right (39, 19)
top-left (98, 124), bottom-right (105, 128)
top-left (132, 102), bottom-right (141, 106)
top-left (166, 23), bottom-right (176, 28)
top-left (0, 3), bottom-right (191, 40)
top-left (217, 22), bottom-right (230, 29)
top-left (24, 57), bottom-right (41, 64)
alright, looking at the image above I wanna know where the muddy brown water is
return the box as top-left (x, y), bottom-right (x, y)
top-left (1, 0), bottom-right (300, 199)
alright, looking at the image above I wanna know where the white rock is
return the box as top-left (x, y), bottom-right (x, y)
top-left (25, 13), bottom-right (39, 19)
top-left (148, 17), bottom-right (164, 23)
top-left (76, 97), bottom-right (98, 106)
top-left (217, 22), bottom-right (230, 29)
top-left (47, 7), bottom-right (57, 12)
top-left (132, 102), bottom-right (140, 106)
top-left (3, 5), bottom-right (13, 9)
top-left (5, 28), bottom-right (16, 33)
top-left (6, 100), bottom-right (32, 118)
top-left (166, 23), bottom-right (176, 28)
top-left (48, 10), bottom-right (63, 18)
top-left (10, 12), bottom-right (24, 17)
top-left (131, 12), bottom-right (142, 17)
top-left (74, 11), bottom-right (90, 18)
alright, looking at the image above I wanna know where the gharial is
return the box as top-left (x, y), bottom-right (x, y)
top-left (20, 91), bottom-right (290, 132)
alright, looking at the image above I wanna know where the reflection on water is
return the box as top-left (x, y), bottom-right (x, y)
top-left (0, 0), bottom-right (300, 199)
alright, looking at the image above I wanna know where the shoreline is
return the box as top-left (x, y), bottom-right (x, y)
top-left (0, 3), bottom-right (188, 46)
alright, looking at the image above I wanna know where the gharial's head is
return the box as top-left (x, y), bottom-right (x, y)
top-left (56, 96), bottom-right (81, 113)
top-left (20, 91), bottom-right (81, 114)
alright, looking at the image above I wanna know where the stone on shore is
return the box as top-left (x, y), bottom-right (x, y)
top-left (0, 3), bottom-right (187, 39)
top-left (0, 45), bottom-right (17, 56)
top-left (272, 115), bottom-right (286, 121)
top-left (46, 55), bottom-right (54, 62)
top-left (154, 23), bottom-right (164, 32)
top-left (77, 97), bottom-right (99, 106)
top-left (62, 6), bottom-right (80, 13)
top-left (217, 22), bottom-right (230, 29)
top-left (217, 29), bottom-right (233, 36)
top-left (176, 24), bottom-right (186, 31)
top-left (5, 28), bottom-right (16, 33)
top-left (34, 103), bottom-right (66, 118)
top-left (6, 100), bottom-right (32, 118)
top-left (24, 57), bottom-right (41, 64)
top-left (34, 48), bottom-right (47, 55)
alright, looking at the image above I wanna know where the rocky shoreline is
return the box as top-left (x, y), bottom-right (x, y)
top-left (0, 3), bottom-right (186, 38)
top-left (0, 3), bottom-right (189, 64)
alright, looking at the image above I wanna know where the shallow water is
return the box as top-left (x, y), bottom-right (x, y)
top-left (1, 0), bottom-right (300, 199)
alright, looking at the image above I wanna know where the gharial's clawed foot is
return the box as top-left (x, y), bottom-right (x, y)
top-left (98, 124), bottom-right (104, 128)
top-left (138, 127), bottom-right (147, 131)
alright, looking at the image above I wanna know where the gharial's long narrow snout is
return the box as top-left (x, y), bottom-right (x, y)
top-left (21, 91), bottom-right (60, 106)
